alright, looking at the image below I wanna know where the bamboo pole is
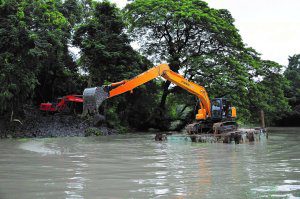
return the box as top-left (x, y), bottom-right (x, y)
top-left (260, 110), bottom-right (265, 128)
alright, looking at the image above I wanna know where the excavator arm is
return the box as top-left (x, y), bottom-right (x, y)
top-left (108, 64), bottom-right (170, 97)
top-left (101, 63), bottom-right (211, 120)
top-left (161, 67), bottom-right (211, 120)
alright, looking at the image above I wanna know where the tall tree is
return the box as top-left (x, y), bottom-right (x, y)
top-left (73, 0), bottom-right (146, 85)
top-left (0, 0), bottom-right (82, 116)
top-left (0, 0), bottom-right (38, 114)
top-left (285, 54), bottom-right (300, 103)
top-left (27, 0), bottom-right (81, 102)
top-left (248, 60), bottom-right (290, 124)
top-left (277, 54), bottom-right (300, 126)
top-left (125, 0), bottom-right (245, 109)
top-left (73, 0), bottom-right (159, 130)
top-left (186, 48), bottom-right (257, 121)
top-left (59, 0), bottom-right (83, 27)
top-left (125, 0), bottom-right (291, 127)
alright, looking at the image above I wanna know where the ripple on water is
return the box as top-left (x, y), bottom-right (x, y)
top-left (252, 184), bottom-right (300, 198)
top-left (19, 140), bottom-right (61, 155)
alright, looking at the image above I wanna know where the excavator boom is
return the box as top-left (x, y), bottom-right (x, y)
top-left (83, 63), bottom-right (211, 120)
top-left (109, 64), bottom-right (170, 97)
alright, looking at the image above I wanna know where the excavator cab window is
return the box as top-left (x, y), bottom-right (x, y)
top-left (211, 99), bottom-right (222, 119)
top-left (222, 99), bottom-right (230, 118)
top-left (211, 98), bottom-right (232, 120)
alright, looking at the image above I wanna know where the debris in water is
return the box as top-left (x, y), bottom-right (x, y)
top-left (155, 133), bottom-right (167, 141)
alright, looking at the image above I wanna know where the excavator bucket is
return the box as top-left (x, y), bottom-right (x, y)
top-left (83, 87), bottom-right (109, 115)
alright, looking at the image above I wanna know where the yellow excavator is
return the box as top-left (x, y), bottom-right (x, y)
top-left (83, 63), bottom-right (237, 134)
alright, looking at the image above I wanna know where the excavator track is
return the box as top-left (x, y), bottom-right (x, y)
top-left (185, 121), bottom-right (267, 144)
top-left (185, 120), bottom-right (238, 135)
top-left (186, 129), bottom-right (267, 143)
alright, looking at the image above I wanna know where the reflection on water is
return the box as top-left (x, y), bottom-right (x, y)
top-left (194, 149), bottom-right (212, 197)
top-left (0, 128), bottom-right (299, 199)
top-left (65, 154), bottom-right (87, 199)
top-left (19, 140), bottom-right (62, 155)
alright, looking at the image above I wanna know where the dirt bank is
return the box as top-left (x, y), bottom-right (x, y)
top-left (0, 108), bottom-right (117, 139)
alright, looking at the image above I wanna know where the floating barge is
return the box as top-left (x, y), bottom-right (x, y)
top-left (173, 109), bottom-right (268, 143)
top-left (187, 128), bottom-right (267, 143)
top-left (155, 128), bottom-right (267, 143)
top-left (183, 111), bottom-right (268, 143)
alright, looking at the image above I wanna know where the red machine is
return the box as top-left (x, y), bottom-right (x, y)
top-left (39, 95), bottom-right (83, 113)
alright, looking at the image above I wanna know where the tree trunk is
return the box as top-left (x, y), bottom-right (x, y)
top-left (260, 110), bottom-right (265, 128)
top-left (159, 81), bottom-right (171, 109)
top-left (158, 58), bottom-right (180, 109)
top-left (88, 76), bottom-right (92, 87)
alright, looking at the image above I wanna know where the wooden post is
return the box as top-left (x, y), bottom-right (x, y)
top-left (260, 110), bottom-right (265, 128)
top-left (88, 76), bottom-right (92, 87)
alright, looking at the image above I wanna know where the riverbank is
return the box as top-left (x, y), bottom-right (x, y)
top-left (0, 108), bottom-right (117, 139)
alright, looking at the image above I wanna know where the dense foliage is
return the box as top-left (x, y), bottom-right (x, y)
top-left (0, 0), bottom-right (297, 129)
top-left (73, 0), bottom-right (160, 131)
top-left (124, 0), bottom-right (291, 126)
top-left (125, 0), bottom-right (244, 110)
top-left (276, 54), bottom-right (300, 126)
top-left (0, 0), bottom-right (38, 114)
top-left (0, 0), bottom-right (83, 115)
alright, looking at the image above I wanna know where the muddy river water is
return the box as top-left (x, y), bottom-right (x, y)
top-left (0, 128), bottom-right (299, 198)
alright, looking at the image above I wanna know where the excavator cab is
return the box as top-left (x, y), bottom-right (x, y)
top-left (211, 98), bottom-right (236, 121)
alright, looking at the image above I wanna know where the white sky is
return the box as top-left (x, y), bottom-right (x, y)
top-left (110, 0), bottom-right (300, 66)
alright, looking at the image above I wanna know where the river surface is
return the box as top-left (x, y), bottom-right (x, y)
top-left (0, 128), bottom-right (299, 199)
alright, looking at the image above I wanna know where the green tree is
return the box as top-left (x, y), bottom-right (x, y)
top-left (125, 0), bottom-right (244, 109)
top-left (125, 0), bottom-right (291, 127)
top-left (285, 54), bottom-right (300, 103)
top-left (188, 48), bottom-right (258, 102)
top-left (0, 0), bottom-right (38, 114)
top-left (277, 54), bottom-right (300, 126)
top-left (73, 0), bottom-right (159, 130)
top-left (0, 0), bottom-right (82, 116)
top-left (74, 0), bottom-right (148, 85)
top-left (247, 60), bottom-right (290, 124)
top-left (59, 0), bottom-right (83, 27)
top-left (26, 0), bottom-right (81, 102)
